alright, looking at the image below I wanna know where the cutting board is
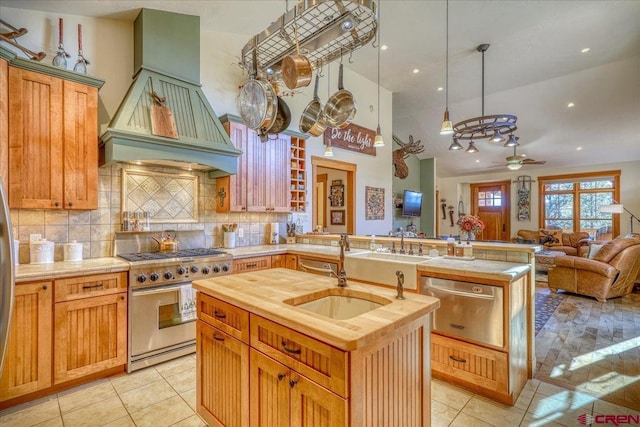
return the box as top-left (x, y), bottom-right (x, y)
top-left (150, 104), bottom-right (178, 139)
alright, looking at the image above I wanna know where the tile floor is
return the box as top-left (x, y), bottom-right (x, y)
top-left (1, 352), bottom-right (639, 427)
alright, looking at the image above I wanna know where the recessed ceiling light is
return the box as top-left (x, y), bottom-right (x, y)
top-left (381, 45), bottom-right (388, 51)
top-left (581, 48), bottom-right (590, 53)
top-left (412, 68), bottom-right (419, 74)
top-left (437, 87), bottom-right (443, 92)
top-left (576, 146), bottom-right (583, 151)
top-left (475, 159), bottom-right (480, 163)
top-left (567, 102), bottom-right (575, 108)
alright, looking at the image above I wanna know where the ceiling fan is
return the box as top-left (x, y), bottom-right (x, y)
top-left (497, 146), bottom-right (547, 170)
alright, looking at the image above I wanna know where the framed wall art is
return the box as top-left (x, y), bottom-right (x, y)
top-left (330, 184), bottom-right (344, 207)
top-left (365, 186), bottom-right (385, 220)
top-left (330, 210), bottom-right (345, 225)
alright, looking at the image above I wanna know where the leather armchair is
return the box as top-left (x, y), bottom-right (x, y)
top-left (514, 229), bottom-right (590, 256)
top-left (548, 237), bottom-right (640, 302)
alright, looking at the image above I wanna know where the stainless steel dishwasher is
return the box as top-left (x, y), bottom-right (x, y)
top-left (420, 277), bottom-right (504, 348)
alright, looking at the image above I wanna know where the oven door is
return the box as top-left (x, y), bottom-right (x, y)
top-left (130, 283), bottom-right (197, 360)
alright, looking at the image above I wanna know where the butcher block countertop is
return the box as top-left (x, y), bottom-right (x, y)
top-left (193, 268), bottom-right (440, 351)
top-left (417, 258), bottom-right (531, 283)
top-left (15, 257), bottom-right (130, 283)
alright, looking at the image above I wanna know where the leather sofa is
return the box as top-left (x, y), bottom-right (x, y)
top-left (515, 229), bottom-right (590, 256)
top-left (548, 236), bottom-right (640, 302)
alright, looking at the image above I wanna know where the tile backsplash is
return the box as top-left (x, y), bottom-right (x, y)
top-left (10, 163), bottom-right (290, 263)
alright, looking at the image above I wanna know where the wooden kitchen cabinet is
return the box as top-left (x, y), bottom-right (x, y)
top-left (7, 66), bottom-right (99, 210)
top-left (0, 57), bottom-right (8, 187)
top-left (215, 115), bottom-right (292, 213)
top-left (233, 256), bottom-right (272, 274)
top-left (0, 281), bottom-right (52, 402)
top-left (271, 254), bottom-right (297, 269)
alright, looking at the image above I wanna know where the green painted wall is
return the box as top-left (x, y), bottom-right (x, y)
top-left (420, 158), bottom-right (436, 237)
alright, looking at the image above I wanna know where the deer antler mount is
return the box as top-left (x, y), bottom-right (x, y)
top-left (392, 134), bottom-right (425, 179)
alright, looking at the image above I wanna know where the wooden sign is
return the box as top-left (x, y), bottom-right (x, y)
top-left (323, 123), bottom-right (376, 156)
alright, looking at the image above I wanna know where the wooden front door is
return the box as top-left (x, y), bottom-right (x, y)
top-left (470, 181), bottom-right (511, 241)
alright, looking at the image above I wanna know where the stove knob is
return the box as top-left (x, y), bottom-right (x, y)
top-left (213, 265), bottom-right (221, 274)
top-left (177, 266), bottom-right (186, 275)
top-left (190, 266), bottom-right (199, 273)
top-left (137, 274), bottom-right (147, 283)
top-left (202, 266), bottom-right (211, 275)
top-left (222, 264), bottom-right (230, 272)
top-left (164, 271), bottom-right (173, 280)
top-left (150, 273), bottom-right (159, 281)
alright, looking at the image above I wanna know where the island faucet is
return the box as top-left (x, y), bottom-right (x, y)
top-left (395, 271), bottom-right (405, 300)
top-left (336, 235), bottom-right (348, 287)
top-left (399, 228), bottom-right (406, 254)
top-left (341, 233), bottom-right (351, 251)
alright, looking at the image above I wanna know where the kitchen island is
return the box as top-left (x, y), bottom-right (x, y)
top-left (193, 268), bottom-right (440, 426)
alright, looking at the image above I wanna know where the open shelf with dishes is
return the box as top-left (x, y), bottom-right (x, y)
top-left (290, 137), bottom-right (306, 212)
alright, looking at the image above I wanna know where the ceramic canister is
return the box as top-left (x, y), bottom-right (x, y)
top-left (63, 240), bottom-right (83, 261)
top-left (30, 239), bottom-right (55, 264)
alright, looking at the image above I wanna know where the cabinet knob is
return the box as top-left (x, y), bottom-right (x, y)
top-left (42, 285), bottom-right (48, 290)
top-left (120, 295), bottom-right (125, 301)
top-left (68, 202), bottom-right (73, 207)
top-left (54, 202), bottom-right (60, 207)
top-left (289, 378), bottom-right (298, 389)
top-left (277, 373), bottom-right (286, 382)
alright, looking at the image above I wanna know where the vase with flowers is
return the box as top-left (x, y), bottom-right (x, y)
top-left (457, 214), bottom-right (485, 242)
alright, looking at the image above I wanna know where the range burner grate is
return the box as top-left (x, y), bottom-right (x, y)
top-left (118, 248), bottom-right (227, 262)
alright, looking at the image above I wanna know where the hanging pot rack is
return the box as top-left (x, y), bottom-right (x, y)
top-left (241, 0), bottom-right (377, 81)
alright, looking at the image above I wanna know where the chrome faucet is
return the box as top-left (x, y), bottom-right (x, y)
top-left (391, 241), bottom-right (397, 254)
top-left (418, 243), bottom-right (423, 256)
top-left (336, 236), bottom-right (348, 287)
top-left (408, 243), bottom-right (414, 255)
top-left (395, 271), bottom-right (405, 300)
top-left (399, 229), bottom-right (406, 254)
top-left (341, 233), bottom-right (351, 251)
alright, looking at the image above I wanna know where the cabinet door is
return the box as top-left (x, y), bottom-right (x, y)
top-left (0, 281), bottom-right (52, 401)
top-left (0, 58), bottom-right (8, 186)
top-left (54, 293), bottom-right (127, 384)
top-left (249, 349), bottom-right (290, 427)
top-left (8, 67), bottom-right (64, 209)
top-left (62, 80), bottom-right (98, 210)
top-left (226, 121), bottom-right (249, 212)
top-left (289, 372), bottom-right (347, 427)
top-left (246, 128), bottom-right (268, 212)
top-left (197, 321), bottom-right (249, 427)
top-left (268, 134), bottom-right (291, 212)
top-left (285, 255), bottom-right (298, 270)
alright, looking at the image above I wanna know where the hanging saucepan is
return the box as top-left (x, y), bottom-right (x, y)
top-left (237, 49), bottom-right (278, 130)
top-left (266, 95), bottom-right (292, 135)
top-left (299, 74), bottom-right (328, 137)
top-left (281, 26), bottom-right (312, 90)
top-left (323, 62), bottom-right (357, 129)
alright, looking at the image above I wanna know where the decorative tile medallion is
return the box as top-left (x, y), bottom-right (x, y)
top-left (122, 169), bottom-right (199, 223)
top-left (365, 186), bottom-right (385, 220)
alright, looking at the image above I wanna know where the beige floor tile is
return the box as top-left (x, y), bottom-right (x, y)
top-left (593, 399), bottom-right (640, 416)
top-left (155, 355), bottom-right (197, 378)
top-left (514, 387), bottom-right (536, 411)
top-left (449, 411), bottom-right (495, 427)
top-left (181, 388), bottom-right (198, 412)
top-left (535, 381), bottom-right (597, 407)
top-left (110, 366), bottom-right (164, 395)
top-left (519, 412), bottom-right (565, 427)
top-left (170, 414), bottom-right (207, 427)
top-left (102, 415), bottom-right (136, 427)
top-left (120, 378), bottom-right (179, 413)
top-left (61, 395), bottom-right (127, 427)
top-left (33, 415), bottom-right (64, 427)
top-left (431, 399), bottom-right (459, 427)
top-left (527, 393), bottom-right (594, 427)
top-left (57, 379), bottom-right (117, 414)
top-left (130, 395), bottom-right (196, 427)
top-left (523, 379), bottom-right (541, 393)
top-left (165, 367), bottom-right (197, 393)
top-left (461, 395), bottom-right (526, 427)
top-left (0, 396), bottom-right (60, 427)
top-left (431, 379), bottom-right (473, 410)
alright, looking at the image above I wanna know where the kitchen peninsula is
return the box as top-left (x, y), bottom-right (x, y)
top-left (192, 268), bottom-right (440, 426)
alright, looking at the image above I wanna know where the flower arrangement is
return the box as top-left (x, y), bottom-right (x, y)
top-left (457, 214), bottom-right (485, 239)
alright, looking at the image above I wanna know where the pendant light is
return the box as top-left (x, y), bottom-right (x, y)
top-left (440, 0), bottom-right (453, 136)
top-left (324, 140), bottom-right (334, 157)
top-left (373, 0), bottom-right (385, 147)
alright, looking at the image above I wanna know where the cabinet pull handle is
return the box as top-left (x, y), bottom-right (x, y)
top-left (213, 333), bottom-right (225, 342)
top-left (82, 282), bottom-right (104, 290)
top-left (277, 373), bottom-right (286, 381)
top-left (449, 355), bottom-right (467, 364)
top-left (289, 378), bottom-right (298, 388)
top-left (246, 263), bottom-right (257, 268)
top-left (42, 285), bottom-right (48, 290)
top-left (214, 310), bottom-right (226, 319)
top-left (281, 341), bottom-right (301, 355)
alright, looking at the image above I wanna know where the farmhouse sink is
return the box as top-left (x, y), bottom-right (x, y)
top-left (284, 288), bottom-right (391, 320)
top-left (343, 251), bottom-right (432, 290)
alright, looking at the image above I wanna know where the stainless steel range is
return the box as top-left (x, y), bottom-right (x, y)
top-left (114, 231), bottom-right (233, 372)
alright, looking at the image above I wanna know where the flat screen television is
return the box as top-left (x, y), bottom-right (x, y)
top-left (402, 190), bottom-right (423, 217)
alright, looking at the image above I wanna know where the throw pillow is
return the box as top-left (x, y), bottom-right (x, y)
top-left (539, 229), bottom-right (562, 246)
top-left (587, 244), bottom-right (604, 259)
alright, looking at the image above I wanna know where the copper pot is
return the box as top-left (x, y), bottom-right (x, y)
top-left (281, 26), bottom-right (312, 90)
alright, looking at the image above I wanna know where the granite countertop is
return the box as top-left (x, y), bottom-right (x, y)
top-left (417, 257), bottom-right (531, 282)
top-left (193, 268), bottom-right (440, 351)
top-left (223, 244), bottom-right (367, 260)
top-left (15, 257), bottom-right (130, 283)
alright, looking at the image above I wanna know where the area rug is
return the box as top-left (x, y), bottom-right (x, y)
top-left (534, 292), bottom-right (565, 335)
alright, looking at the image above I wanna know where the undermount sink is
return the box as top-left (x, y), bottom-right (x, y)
top-left (343, 251), bottom-right (433, 290)
top-left (284, 289), bottom-right (391, 320)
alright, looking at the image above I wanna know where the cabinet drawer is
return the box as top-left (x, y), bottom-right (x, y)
top-left (54, 272), bottom-right (127, 302)
top-left (432, 333), bottom-right (508, 394)
top-left (198, 293), bottom-right (249, 344)
top-left (250, 314), bottom-right (348, 397)
top-left (233, 256), bottom-right (272, 273)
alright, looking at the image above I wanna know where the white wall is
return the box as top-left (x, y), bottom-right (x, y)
top-left (1, 6), bottom-right (394, 237)
top-left (437, 160), bottom-right (640, 237)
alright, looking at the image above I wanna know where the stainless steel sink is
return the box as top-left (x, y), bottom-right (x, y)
top-left (284, 289), bottom-right (391, 320)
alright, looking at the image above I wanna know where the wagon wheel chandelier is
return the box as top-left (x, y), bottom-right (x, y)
top-left (448, 44), bottom-right (519, 153)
